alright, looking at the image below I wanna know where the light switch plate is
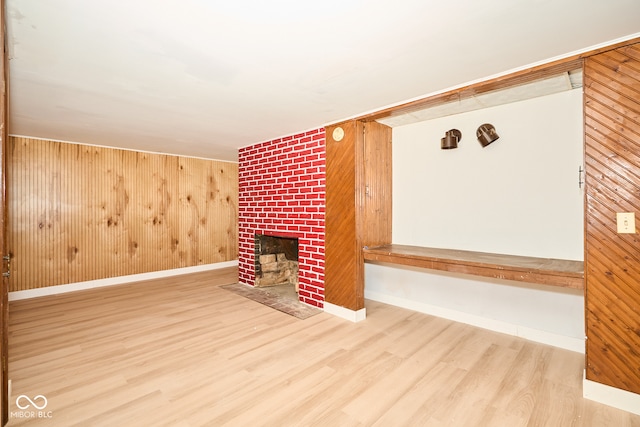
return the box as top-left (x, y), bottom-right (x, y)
top-left (616, 212), bottom-right (636, 234)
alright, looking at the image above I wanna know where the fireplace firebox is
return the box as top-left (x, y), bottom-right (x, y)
top-left (255, 234), bottom-right (299, 291)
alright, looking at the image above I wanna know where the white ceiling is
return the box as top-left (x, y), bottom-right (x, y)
top-left (6, 1), bottom-right (640, 161)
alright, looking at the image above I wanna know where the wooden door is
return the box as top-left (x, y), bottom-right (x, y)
top-left (584, 43), bottom-right (640, 394)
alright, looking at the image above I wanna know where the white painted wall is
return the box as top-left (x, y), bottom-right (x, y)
top-left (392, 89), bottom-right (584, 259)
top-left (365, 89), bottom-right (586, 352)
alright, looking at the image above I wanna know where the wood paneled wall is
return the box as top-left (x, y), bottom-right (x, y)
top-left (325, 121), bottom-right (391, 311)
top-left (7, 137), bottom-right (238, 291)
top-left (584, 43), bottom-right (640, 394)
top-left (1, 0), bottom-right (8, 422)
top-left (325, 121), bottom-right (361, 310)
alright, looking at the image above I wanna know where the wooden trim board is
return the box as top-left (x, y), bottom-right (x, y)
top-left (363, 244), bottom-right (584, 289)
top-left (8, 261), bottom-right (238, 301)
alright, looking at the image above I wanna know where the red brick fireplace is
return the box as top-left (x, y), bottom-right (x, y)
top-left (238, 128), bottom-right (326, 307)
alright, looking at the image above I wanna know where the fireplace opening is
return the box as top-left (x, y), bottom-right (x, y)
top-left (255, 234), bottom-right (299, 292)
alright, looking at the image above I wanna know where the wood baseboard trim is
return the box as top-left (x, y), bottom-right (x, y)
top-left (583, 374), bottom-right (640, 415)
top-left (323, 302), bottom-right (366, 322)
top-left (8, 261), bottom-right (239, 301)
top-left (365, 290), bottom-right (584, 353)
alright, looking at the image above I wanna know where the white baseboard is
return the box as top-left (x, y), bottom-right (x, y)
top-left (365, 290), bottom-right (584, 353)
top-left (8, 261), bottom-right (238, 301)
top-left (584, 373), bottom-right (640, 415)
top-left (324, 302), bottom-right (366, 322)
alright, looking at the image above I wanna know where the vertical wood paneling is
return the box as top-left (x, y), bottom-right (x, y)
top-left (584, 43), bottom-right (640, 394)
top-left (362, 121), bottom-right (392, 247)
top-left (7, 137), bottom-right (238, 291)
top-left (0, 0), bottom-right (8, 421)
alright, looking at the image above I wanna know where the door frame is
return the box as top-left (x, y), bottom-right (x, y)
top-left (1, 0), bottom-right (9, 423)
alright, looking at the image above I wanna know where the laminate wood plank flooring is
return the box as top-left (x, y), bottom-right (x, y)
top-left (6, 267), bottom-right (640, 426)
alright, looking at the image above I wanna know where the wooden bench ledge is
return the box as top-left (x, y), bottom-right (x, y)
top-left (363, 244), bottom-right (584, 290)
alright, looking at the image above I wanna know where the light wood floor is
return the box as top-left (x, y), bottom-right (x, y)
top-left (6, 267), bottom-right (640, 426)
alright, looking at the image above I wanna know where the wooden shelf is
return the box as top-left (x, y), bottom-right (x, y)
top-left (363, 244), bottom-right (584, 290)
